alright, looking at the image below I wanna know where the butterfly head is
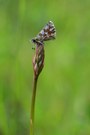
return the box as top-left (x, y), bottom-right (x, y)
top-left (31, 38), bottom-right (43, 45)
top-left (31, 38), bottom-right (37, 44)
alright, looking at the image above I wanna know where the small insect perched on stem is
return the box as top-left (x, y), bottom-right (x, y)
top-left (31, 21), bottom-right (56, 48)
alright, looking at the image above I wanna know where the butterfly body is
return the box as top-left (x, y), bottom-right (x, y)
top-left (31, 21), bottom-right (56, 46)
top-left (32, 38), bottom-right (44, 45)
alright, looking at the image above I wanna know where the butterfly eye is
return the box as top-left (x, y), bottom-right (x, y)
top-left (32, 39), bottom-right (36, 43)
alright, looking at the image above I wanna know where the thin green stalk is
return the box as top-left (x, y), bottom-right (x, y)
top-left (30, 44), bottom-right (44, 135)
top-left (30, 76), bottom-right (38, 135)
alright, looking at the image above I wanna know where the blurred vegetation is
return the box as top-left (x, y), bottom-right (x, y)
top-left (0, 0), bottom-right (90, 135)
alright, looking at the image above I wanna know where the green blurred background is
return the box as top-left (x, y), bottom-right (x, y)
top-left (0, 0), bottom-right (90, 135)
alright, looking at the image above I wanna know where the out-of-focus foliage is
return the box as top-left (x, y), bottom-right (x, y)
top-left (0, 0), bottom-right (90, 135)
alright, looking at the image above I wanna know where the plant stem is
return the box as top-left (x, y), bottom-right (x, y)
top-left (30, 76), bottom-right (38, 135)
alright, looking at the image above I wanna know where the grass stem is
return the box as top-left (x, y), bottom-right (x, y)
top-left (30, 76), bottom-right (38, 135)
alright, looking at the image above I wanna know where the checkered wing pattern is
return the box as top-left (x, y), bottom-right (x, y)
top-left (31, 21), bottom-right (56, 47)
top-left (36, 21), bottom-right (56, 41)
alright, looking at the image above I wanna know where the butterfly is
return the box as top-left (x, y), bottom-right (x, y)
top-left (31, 21), bottom-right (56, 47)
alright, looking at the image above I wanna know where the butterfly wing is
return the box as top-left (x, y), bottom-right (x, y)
top-left (36, 21), bottom-right (56, 41)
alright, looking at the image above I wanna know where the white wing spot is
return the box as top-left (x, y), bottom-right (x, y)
top-left (45, 25), bottom-right (49, 30)
top-left (40, 30), bottom-right (44, 35)
top-left (37, 35), bottom-right (40, 38)
top-left (50, 27), bottom-right (54, 31)
top-left (45, 32), bottom-right (48, 35)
